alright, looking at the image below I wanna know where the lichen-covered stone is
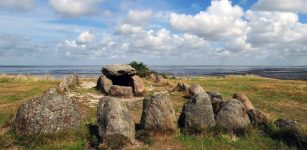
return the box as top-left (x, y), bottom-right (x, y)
top-left (188, 84), bottom-right (205, 97)
top-left (102, 64), bottom-right (136, 76)
top-left (132, 75), bottom-right (145, 96)
top-left (58, 74), bottom-right (79, 92)
top-left (109, 85), bottom-right (133, 98)
top-left (216, 99), bottom-right (250, 131)
top-left (178, 92), bottom-right (215, 133)
top-left (14, 88), bottom-right (81, 134)
top-left (140, 94), bottom-right (177, 132)
top-left (97, 97), bottom-right (135, 149)
top-left (96, 74), bottom-right (113, 94)
top-left (233, 93), bottom-right (255, 111)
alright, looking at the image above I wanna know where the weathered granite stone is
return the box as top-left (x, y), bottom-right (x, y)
top-left (233, 93), bottom-right (255, 111)
top-left (102, 64), bottom-right (136, 76)
top-left (216, 99), bottom-right (250, 131)
top-left (140, 94), bottom-right (177, 132)
top-left (247, 109), bottom-right (270, 126)
top-left (96, 74), bottom-right (113, 94)
top-left (109, 85), bottom-right (133, 98)
top-left (178, 92), bottom-right (215, 133)
top-left (97, 97), bottom-right (135, 149)
top-left (14, 88), bottom-right (81, 134)
top-left (58, 74), bottom-right (79, 92)
top-left (188, 84), bottom-right (205, 97)
top-left (132, 75), bottom-right (145, 96)
top-left (173, 82), bottom-right (190, 93)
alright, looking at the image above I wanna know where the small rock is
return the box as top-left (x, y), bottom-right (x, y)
top-left (188, 84), bottom-right (205, 97)
top-left (178, 92), bottom-right (215, 133)
top-left (109, 85), bottom-right (133, 98)
top-left (102, 64), bottom-right (136, 76)
top-left (14, 88), bottom-right (81, 134)
top-left (173, 82), bottom-right (190, 93)
top-left (96, 74), bottom-right (113, 94)
top-left (233, 93), bottom-right (255, 111)
top-left (97, 97), bottom-right (135, 149)
top-left (247, 109), bottom-right (270, 126)
top-left (140, 94), bottom-right (177, 132)
top-left (58, 74), bottom-right (79, 92)
top-left (274, 118), bottom-right (301, 129)
top-left (216, 99), bottom-right (250, 131)
top-left (132, 75), bottom-right (145, 96)
top-left (155, 75), bottom-right (165, 83)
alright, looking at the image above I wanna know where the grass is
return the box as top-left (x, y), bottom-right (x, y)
top-left (0, 74), bottom-right (306, 149)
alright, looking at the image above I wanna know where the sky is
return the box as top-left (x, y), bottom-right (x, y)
top-left (0, 0), bottom-right (306, 66)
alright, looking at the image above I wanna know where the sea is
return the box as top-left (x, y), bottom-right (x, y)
top-left (0, 65), bottom-right (307, 80)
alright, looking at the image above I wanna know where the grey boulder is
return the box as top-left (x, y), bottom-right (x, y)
top-left (96, 74), bottom-right (113, 94)
top-left (178, 92), bottom-right (215, 133)
top-left (109, 85), bottom-right (133, 98)
top-left (140, 94), bottom-right (177, 132)
top-left (58, 74), bottom-right (79, 92)
top-left (216, 99), bottom-right (250, 131)
top-left (188, 84), bottom-right (205, 97)
top-left (97, 97), bottom-right (135, 149)
top-left (14, 88), bottom-right (81, 134)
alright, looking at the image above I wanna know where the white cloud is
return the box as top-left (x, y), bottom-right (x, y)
top-left (116, 24), bottom-right (143, 34)
top-left (124, 9), bottom-right (153, 25)
top-left (78, 31), bottom-right (95, 43)
top-left (0, 0), bottom-right (35, 10)
top-left (169, 0), bottom-right (245, 40)
top-left (48, 0), bottom-right (101, 17)
top-left (252, 0), bottom-right (307, 14)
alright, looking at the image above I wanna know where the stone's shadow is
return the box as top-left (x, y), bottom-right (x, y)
top-left (86, 124), bottom-right (100, 149)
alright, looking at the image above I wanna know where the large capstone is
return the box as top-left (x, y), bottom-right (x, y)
top-left (178, 92), bottom-right (215, 133)
top-left (140, 94), bottom-right (177, 132)
top-left (14, 88), bottom-right (81, 134)
top-left (96, 74), bottom-right (113, 94)
top-left (216, 99), bottom-right (250, 131)
top-left (97, 97), bottom-right (135, 149)
top-left (102, 64), bottom-right (136, 76)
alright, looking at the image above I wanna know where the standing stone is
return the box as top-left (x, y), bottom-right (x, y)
top-left (102, 64), bottom-right (136, 76)
top-left (233, 93), bottom-right (255, 111)
top-left (97, 97), bottom-right (135, 149)
top-left (109, 85), bottom-right (133, 98)
top-left (178, 92), bottom-right (215, 133)
top-left (14, 88), bottom-right (81, 134)
top-left (188, 84), bottom-right (205, 97)
top-left (216, 99), bottom-right (250, 131)
top-left (58, 74), bottom-right (79, 92)
top-left (140, 94), bottom-right (177, 132)
top-left (132, 75), bottom-right (145, 96)
top-left (96, 74), bottom-right (113, 94)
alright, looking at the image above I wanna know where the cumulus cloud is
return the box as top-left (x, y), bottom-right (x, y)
top-left (124, 9), bottom-right (153, 25)
top-left (78, 31), bottom-right (95, 43)
top-left (48, 0), bottom-right (101, 17)
top-left (169, 0), bottom-right (245, 40)
top-left (252, 0), bottom-right (307, 14)
top-left (0, 0), bottom-right (35, 11)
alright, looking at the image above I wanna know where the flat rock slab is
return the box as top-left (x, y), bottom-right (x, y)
top-left (102, 64), bottom-right (136, 76)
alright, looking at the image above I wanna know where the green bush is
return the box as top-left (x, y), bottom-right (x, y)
top-left (129, 61), bottom-right (151, 77)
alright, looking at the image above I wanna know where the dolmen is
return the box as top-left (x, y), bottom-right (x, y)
top-left (97, 64), bottom-right (145, 97)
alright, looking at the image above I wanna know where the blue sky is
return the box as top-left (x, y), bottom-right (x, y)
top-left (0, 0), bottom-right (306, 65)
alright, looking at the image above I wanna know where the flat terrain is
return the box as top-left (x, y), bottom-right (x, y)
top-left (0, 74), bottom-right (306, 149)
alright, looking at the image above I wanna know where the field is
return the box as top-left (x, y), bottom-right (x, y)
top-left (0, 74), bottom-right (306, 149)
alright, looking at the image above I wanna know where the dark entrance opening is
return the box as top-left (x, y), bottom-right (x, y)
top-left (106, 75), bottom-right (133, 86)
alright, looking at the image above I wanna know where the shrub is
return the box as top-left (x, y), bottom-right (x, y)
top-left (129, 61), bottom-right (151, 77)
